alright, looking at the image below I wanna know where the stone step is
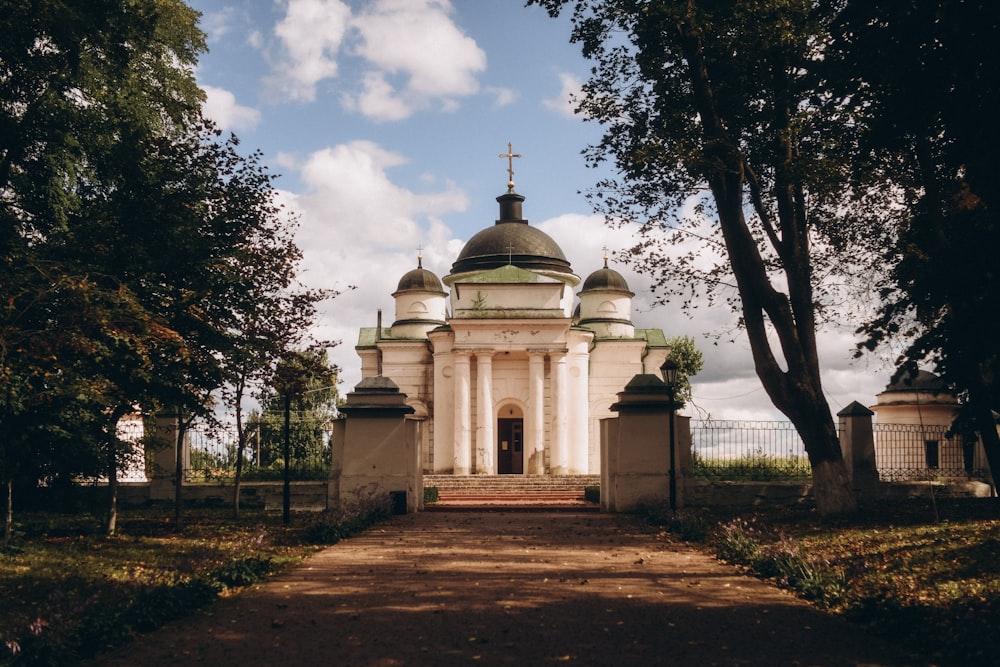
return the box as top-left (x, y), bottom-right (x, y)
top-left (424, 475), bottom-right (599, 496)
top-left (423, 475), bottom-right (600, 510)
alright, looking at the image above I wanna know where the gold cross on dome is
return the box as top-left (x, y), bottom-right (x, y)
top-left (499, 142), bottom-right (521, 191)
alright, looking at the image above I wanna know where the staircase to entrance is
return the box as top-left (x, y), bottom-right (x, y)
top-left (424, 474), bottom-right (600, 510)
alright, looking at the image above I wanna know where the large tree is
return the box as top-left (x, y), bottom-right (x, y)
top-left (1, 0), bottom-right (205, 537)
top-left (1, 1), bottom-right (328, 534)
top-left (211, 147), bottom-right (343, 518)
top-left (532, 0), bottom-right (890, 514)
top-left (265, 348), bottom-right (339, 524)
top-left (828, 0), bottom-right (1000, 477)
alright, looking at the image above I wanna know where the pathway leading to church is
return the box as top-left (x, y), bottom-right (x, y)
top-left (93, 511), bottom-right (912, 666)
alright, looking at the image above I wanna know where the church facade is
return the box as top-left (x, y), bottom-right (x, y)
top-left (355, 186), bottom-right (669, 475)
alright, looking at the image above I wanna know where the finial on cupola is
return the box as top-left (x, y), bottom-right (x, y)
top-left (498, 141), bottom-right (521, 193)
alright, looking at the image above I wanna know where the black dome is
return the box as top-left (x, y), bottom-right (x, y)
top-left (393, 261), bottom-right (445, 295)
top-left (450, 191), bottom-right (573, 275)
top-left (581, 266), bottom-right (633, 295)
top-left (884, 369), bottom-right (947, 393)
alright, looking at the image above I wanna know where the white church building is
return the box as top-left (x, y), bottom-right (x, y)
top-left (355, 183), bottom-right (670, 476)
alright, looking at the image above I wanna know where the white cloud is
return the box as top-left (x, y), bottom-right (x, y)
top-left (342, 72), bottom-right (412, 122)
top-left (543, 71), bottom-right (583, 119)
top-left (267, 0), bottom-right (352, 102)
top-left (265, 0), bottom-right (486, 118)
top-left (486, 86), bottom-right (518, 107)
top-left (199, 7), bottom-right (238, 42)
top-left (284, 141), bottom-right (468, 389)
top-left (345, 0), bottom-right (486, 119)
top-left (201, 85), bottom-right (262, 131)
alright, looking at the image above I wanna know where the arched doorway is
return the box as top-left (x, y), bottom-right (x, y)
top-left (497, 404), bottom-right (524, 474)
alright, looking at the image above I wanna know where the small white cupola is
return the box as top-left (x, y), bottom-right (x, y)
top-left (577, 250), bottom-right (635, 338)
top-left (390, 251), bottom-right (448, 339)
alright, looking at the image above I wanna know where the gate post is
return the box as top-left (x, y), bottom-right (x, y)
top-left (603, 374), bottom-right (687, 512)
top-left (334, 377), bottom-right (420, 513)
top-left (148, 410), bottom-right (187, 502)
top-left (837, 401), bottom-right (880, 500)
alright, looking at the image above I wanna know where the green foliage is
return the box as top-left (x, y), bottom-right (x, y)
top-left (640, 506), bottom-right (713, 543)
top-left (0, 509), bottom-right (314, 664)
top-left (837, 0), bottom-right (1000, 478)
top-left (531, 0), bottom-right (871, 513)
top-left (664, 336), bottom-right (703, 406)
top-left (1, 0), bottom-right (327, 538)
top-left (211, 556), bottom-right (273, 589)
top-left (583, 485), bottom-right (600, 503)
top-left (660, 501), bottom-right (1000, 664)
top-left (691, 450), bottom-right (812, 481)
top-left (304, 488), bottom-right (393, 545)
top-left (423, 486), bottom-right (439, 504)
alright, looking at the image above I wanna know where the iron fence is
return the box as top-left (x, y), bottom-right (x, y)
top-left (690, 420), bottom-right (812, 481)
top-left (874, 422), bottom-right (989, 482)
top-left (183, 419), bottom-right (332, 482)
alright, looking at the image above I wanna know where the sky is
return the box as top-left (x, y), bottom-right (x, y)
top-left (189, 0), bottom-right (898, 420)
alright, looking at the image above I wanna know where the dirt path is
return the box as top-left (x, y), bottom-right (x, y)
top-left (93, 510), bottom-right (913, 666)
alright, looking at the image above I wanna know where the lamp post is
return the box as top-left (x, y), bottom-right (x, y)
top-left (660, 359), bottom-right (679, 514)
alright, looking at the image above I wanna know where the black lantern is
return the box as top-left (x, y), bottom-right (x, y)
top-left (659, 359), bottom-right (679, 388)
top-left (659, 358), bottom-right (679, 514)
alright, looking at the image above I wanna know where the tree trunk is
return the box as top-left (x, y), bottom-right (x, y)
top-left (233, 405), bottom-right (245, 519)
top-left (233, 444), bottom-right (243, 519)
top-left (678, 11), bottom-right (856, 516)
top-left (105, 406), bottom-right (130, 537)
top-left (811, 459), bottom-right (858, 516)
top-left (106, 452), bottom-right (118, 536)
top-left (973, 406), bottom-right (1000, 495)
top-left (174, 412), bottom-right (186, 529)
top-left (283, 392), bottom-right (291, 525)
top-left (3, 479), bottom-right (11, 548)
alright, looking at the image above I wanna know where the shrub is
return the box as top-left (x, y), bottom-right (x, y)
top-left (714, 517), bottom-right (764, 565)
top-left (212, 557), bottom-right (272, 588)
top-left (305, 486), bottom-right (392, 545)
top-left (712, 518), bottom-right (847, 608)
top-left (584, 485), bottom-right (600, 503)
top-left (423, 486), bottom-right (439, 504)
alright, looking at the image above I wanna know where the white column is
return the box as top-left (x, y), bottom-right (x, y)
top-left (475, 350), bottom-right (495, 475)
top-left (528, 351), bottom-right (546, 475)
top-left (453, 352), bottom-right (472, 475)
top-left (568, 343), bottom-right (591, 474)
top-left (551, 350), bottom-right (569, 475)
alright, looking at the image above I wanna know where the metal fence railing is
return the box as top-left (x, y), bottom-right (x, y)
top-left (142, 419), bottom-right (332, 483)
top-left (874, 423), bottom-right (989, 482)
top-left (690, 420), bottom-right (812, 481)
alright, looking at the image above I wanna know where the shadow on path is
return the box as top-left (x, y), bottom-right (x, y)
top-left (92, 511), bottom-right (913, 666)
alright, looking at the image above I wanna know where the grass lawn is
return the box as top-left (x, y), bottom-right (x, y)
top-left (1, 502), bottom-right (385, 665)
top-left (655, 496), bottom-right (1000, 666)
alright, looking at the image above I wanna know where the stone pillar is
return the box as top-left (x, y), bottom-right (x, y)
top-left (550, 350), bottom-right (569, 475)
top-left (453, 352), bottom-right (472, 475)
top-left (429, 336), bottom-right (455, 473)
top-left (603, 374), bottom-right (678, 512)
top-left (148, 410), bottom-right (187, 502)
top-left (599, 417), bottom-right (618, 512)
top-left (838, 401), bottom-right (880, 499)
top-left (568, 345), bottom-right (591, 474)
top-left (475, 351), bottom-right (495, 474)
top-left (528, 350), bottom-right (546, 475)
top-left (336, 376), bottom-right (420, 513)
